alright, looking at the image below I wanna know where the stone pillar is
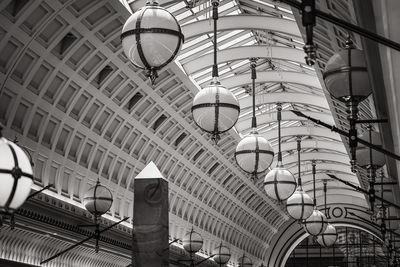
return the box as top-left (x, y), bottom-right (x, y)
top-left (132, 162), bottom-right (169, 267)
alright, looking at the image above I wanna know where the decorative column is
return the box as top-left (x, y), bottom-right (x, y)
top-left (132, 162), bottom-right (169, 266)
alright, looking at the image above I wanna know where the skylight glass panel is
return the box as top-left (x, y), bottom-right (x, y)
top-left (219, 32), bottom-right (253, 49)
top-left (292, 39), bottom-right (305, 45)
top-left (219, 1), bottom-right (235, 12)
top-left (182, 35), bottom-right (208, 49)
top-left (196, 76), bottom-right (211, 85)
top-left (227, 9), bottom-right (241, 15)
top-left (252, 0), bottom-right (275, 8)
top-left (230, 60), bottom-right (248, 70)
top-left (168, 2), bottom-right (186, 13)
top-left (218, 30), bottom-right (243, 42)
top-left (176, 10), bottom-right (193, 21)
top-left (192, 67), bottom-right (212, 79)
top-left (178, 42), bottom-right (212, 60)
top-left (234, 89), bottom-right (246, 96)
top-left (282, 15), bottom-right (295, 21)
top-left (277, 6), bottom-right (293, 14)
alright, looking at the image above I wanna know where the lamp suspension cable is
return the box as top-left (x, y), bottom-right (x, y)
top-left (312, 160), bottom-right (316, 207)
top-left (212, 0), bottom-right (219, 78)
top-left (344, 37), bottom-right (358, 173)
top-left (250, 58), bottom-right (257, 129)
top-left (297, 136), bottom-right (302, 188)
top-left (380, 170), bottom-right (386, 239)
top-left (368, 125), bottom-right (375, 178)
top-left (323, 180), bottom-right (327, 216)
top-left (367, 125), bottom-right (376, 213)
top-left (277, 103), bottom-right (282, 162)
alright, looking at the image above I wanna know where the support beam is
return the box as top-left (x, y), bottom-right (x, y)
top-left (182, 15), bottom-right (301, 40)
top-left (236, 92), bottom-right (328, 112)
top-left (279, 139), bottom-right (347, 155)
top-left (183, 46), bottom-right (306, 73)
top-left (282, 152), bottom-right (350, 167)
top-left (236, 110), bottom-right (334, 131)
top-left (219, 71), bottom-right (322, 90)
top-left (260, 126), bottom-right (342, 142)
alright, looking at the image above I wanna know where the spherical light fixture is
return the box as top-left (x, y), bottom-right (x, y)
top-left (235, 59), bottom-right (273, 178)
top-left (212, 243), bottom-right (231, 265)
top-left (121, 0), bottom-right (184, 84)
top-left (182, 228), bottom-right (203, 254)
top-left (264, 164), bottom-right (297, 201)
top-left (191, 0), bottom-right (239, 144)
top-left (264, 104), bottom-right (296, 201)
top-left (238, 254), bottom-right (252, 267)
top-left (286, 137), bottom-right (314, 220)
top-left (317, 223), bottom-right (337, 247)
top-left (316, 180), bottom-right (337, 247)
top-left (83, 181), bottom-right (113, 217)
top-left (192, 79), bottom-right (240, 144)
top-left (303, 161), bottom-right (328, 236)
top-left (323, 37), bottom-right (372, 172)
top-left (286, 188), bottom-right (314, 220)
top-left (356, 130), bottom-right (385, 169)
top-left (235, 131), bottom-right (274, 177)
top-left (323, 39), bottom-right (371, 103)
top-left (304, 209), bottom-right (328, 236)
top-left (0, 135), bottom-right (33, 214)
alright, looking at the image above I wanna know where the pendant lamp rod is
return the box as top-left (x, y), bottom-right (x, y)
top-left (323, 180), bottom-right (327, 217)
top-left (380, 171), bottom-right (387, 238)
top-left (367, 126), bottom-right (376, 212)
top-left (277, 103), bottom-right (282, 162)
top-left (250, 58), bottom-right (257, 129)
top-left (312, 160), bottom-right (316, 207)
top-left (290, 110), bottom-right (400, 161)
top-left (297, 136), bottom-right (302, 188)
top-left (212, 0), bottom-right (219, 78)
top-left (275, 0), bottom-right (400, 52)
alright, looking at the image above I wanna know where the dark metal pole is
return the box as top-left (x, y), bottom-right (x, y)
top-left (323, 180), bottom-right (327, 217)
top-left (27, 184), bottom-right (53, 199)
top-left (41, 217), bottom-right (129, 264)
top-left (276, 0), bottom-right (400, 52)
top-left (277, 103), bottom-right (282, 162)
top-left (312, 160), bottom-right (316, 207)
top-left (250, 58), bottom-right (257, 129)
top-left (211, 0), bottom-right (219, 78)
top-left (326, 174), bottom-right (400, 210)
top-left (297, 136), bottom-right (302, 188)
top-left (290, 110), bottom-right (400, 161)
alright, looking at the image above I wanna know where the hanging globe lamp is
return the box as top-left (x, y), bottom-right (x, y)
top-left (238, 254), bottom-right (252, 267)
top-left (0, 133), bottom-right (33, 214)
top-left (304, 208), bottom-right (328, 236)
top-left (356, 129), bottom-right (385, 169)
top-left (303, 161), bottom-right (328, 236)
top-left (182, 228), bottom-right (203, 254)
top-left (317, 223), bottom-right (337, 247)
top-left (323, 37), bottom-right (372, 172)
top-left (235, 59), bottom-right (273, 179)
top-left (264, 103), bottom-right (296, 200)
top-left (83, 180), bottom-right (113, 217)
top-left (191, 0), bottom-right (239, 144)
top-left (121, 0), bottom-right (184, 84)
top-left (286, 137), bottom-right (314, 220)
top-left (323, 38), bottom-right (371, 103)
top-left (212, 243), bottom-right (231, 265)
top-left (316, 180), bottom-right (337, 247)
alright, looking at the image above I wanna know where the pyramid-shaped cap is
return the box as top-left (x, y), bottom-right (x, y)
top-left (135, 161), bottom-right (167, 181)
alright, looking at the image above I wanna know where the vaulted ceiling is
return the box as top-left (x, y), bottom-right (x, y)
top-left (1, 0), bottom-right (398, 266)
